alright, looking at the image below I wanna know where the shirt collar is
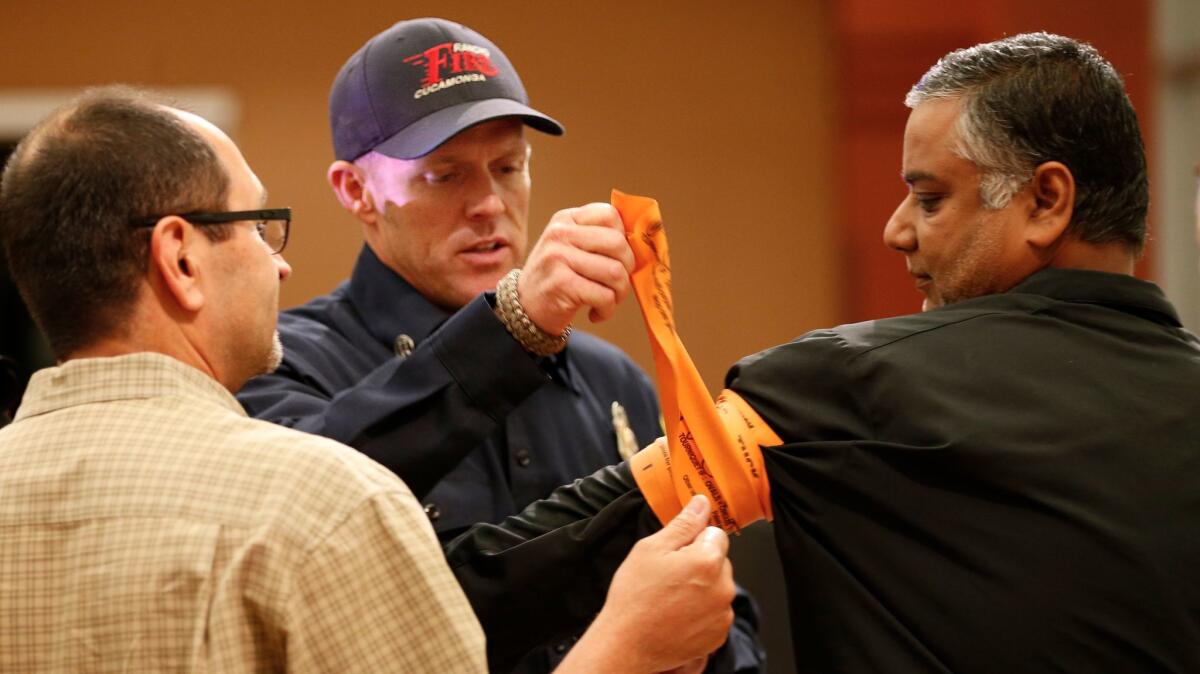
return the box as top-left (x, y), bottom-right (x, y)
top-left (14, 352), bottom-right (245, 422)
top-left (347, 245), bottom-right (452, 348)
top-left (1009, 268), bottom-right (1182, 327)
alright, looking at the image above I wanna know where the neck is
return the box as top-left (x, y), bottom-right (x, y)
top-left (1045, 237), bottom-right (1137, 276)
top-left (66, 300), bottom-right (226, 390)
top-left (69, 338), bottom-right (216, 379)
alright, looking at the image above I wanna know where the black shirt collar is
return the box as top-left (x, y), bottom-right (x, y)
top-left (1009, 268), bottom-right (1182, 327)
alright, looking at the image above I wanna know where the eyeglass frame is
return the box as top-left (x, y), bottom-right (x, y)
top-left (130, 208), bottom-right (292, 254)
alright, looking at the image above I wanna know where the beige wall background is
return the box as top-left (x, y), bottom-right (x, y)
top-left (1, 0), bottom-right (838, 392)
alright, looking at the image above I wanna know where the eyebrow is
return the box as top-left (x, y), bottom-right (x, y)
top-left (260, 189), bottom-right (269, 208)
top-left (902, 170), bottom-right (938, 185)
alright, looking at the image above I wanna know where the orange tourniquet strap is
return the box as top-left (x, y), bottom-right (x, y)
top-left (612, 190), bottom-right (781, 533)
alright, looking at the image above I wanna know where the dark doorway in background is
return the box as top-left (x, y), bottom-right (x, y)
top-left (0, 139), bottom-right (54, 420)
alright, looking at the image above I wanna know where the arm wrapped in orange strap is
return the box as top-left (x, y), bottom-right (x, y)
top-left (612, 190), bottom-right (780, 533)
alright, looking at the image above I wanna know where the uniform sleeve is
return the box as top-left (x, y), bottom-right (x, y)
top-left (239, 296), bottom-right (549, 499)
top-left (285, 490), bottom-right (488, 674)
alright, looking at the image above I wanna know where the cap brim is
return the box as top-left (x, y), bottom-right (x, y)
top-left (371, 98), bottom-right (564, 160)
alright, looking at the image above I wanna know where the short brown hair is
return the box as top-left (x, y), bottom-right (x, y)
top-left (0, 86), bottom-right (229, 358)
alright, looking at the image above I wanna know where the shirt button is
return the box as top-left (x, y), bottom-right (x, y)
top-left (423, 502), bottom-right (440, 522)
top-left (394, 334), bottom-right (415, 359)
top-left (514, 448), bottom-right (532, 467)
top-left (554, 642), bottom-right (568, 654)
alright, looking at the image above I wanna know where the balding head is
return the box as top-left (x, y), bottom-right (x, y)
top-left (0, 86), bottom-right (230, 358)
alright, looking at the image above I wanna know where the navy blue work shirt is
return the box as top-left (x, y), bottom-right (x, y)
top-left (238, 246), bottom-right (765, 672)
top-left (239, 245), bottom-right (662, 538)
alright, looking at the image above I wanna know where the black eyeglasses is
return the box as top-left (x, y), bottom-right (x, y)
top-left (131, 208), bottom-right (292, 254)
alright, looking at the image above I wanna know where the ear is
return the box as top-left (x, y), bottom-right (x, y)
top-left (1025, 161), bottom-right (1075, 249)
top-left (327, 159), bottom-right (379, 225)
top-left (149, 216), bottom-right (206, 313)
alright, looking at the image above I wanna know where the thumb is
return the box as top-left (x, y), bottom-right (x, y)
top-left (692, 526), bottom-right (729, 557)
top-left (650, 494), bottom-right (711, 551)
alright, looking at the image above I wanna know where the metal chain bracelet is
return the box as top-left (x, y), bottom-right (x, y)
top-left (494, 268), bottom-right (572, 356)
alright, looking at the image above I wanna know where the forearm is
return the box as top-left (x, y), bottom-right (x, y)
top-left (553, 610), bottom-right (650, 674)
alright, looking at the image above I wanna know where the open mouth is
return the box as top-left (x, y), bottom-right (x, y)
top-left (466, 241), bottom-right (503, 253)
top-left (459, 240), bottom-right (510, 265)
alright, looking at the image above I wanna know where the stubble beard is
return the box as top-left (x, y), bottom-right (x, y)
top-left (263, 331), bottom-right (284, 374)
top-left (929, 215), bottom-right (1006, 310)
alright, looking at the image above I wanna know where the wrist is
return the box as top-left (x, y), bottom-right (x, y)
top-left (493, 268), bottom-right (571, 356)
top-left (558, 611), bottom-right (647, 673)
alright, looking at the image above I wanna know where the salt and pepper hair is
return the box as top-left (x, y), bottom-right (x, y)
top-left (907, 32), bottom-right (1149, 251)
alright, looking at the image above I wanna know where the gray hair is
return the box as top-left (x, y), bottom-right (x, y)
top-left (905, 32), bottom-right (1149, 250)
top-left (905, 87), bottom-right (1032, 210)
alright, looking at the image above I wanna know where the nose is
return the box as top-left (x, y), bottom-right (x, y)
top-left (883, 197), bottom-right (916, 253)
top-left (273, 253), bottom-right (293, 281)
top-left (464, 174), bottom-right (505, 221)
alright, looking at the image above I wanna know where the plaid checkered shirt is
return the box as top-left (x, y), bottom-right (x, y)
top-left (0, 352), bottom-right (486, 672)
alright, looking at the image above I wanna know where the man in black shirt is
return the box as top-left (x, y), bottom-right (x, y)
top-left (717, 32), bottom-right (1200, 672)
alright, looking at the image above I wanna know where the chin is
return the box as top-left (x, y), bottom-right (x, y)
top-left (480, 266), bottom-right (511, 287)
top-left (457, 276), bottom-right (507, 305)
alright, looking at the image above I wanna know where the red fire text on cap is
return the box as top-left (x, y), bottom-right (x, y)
top-left (404, 42), bottom-right (499, 89)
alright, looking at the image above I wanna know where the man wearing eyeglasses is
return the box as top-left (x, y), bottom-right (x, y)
top-left (0, 86), bottom-right (740, 673)
top-left (237, 17), bottom-right (762, 673)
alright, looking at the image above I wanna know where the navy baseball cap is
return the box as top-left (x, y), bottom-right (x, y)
top-left (329, 17), bottom-right (564, 161)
